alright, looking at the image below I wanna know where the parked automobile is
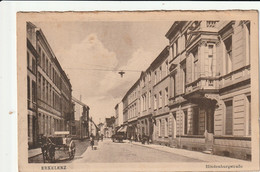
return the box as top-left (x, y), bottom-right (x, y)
top-left (111, 131), bottom-right (126, 142)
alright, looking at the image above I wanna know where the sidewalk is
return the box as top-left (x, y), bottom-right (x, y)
top-left (28, 148), bottom-right (42, 158)
top-left (130, 141), bottom-right (246, 162)
top-left (73, 139), bottom-right (105, 163)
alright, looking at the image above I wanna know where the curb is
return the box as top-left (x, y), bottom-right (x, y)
top-left (28, 152), bottom-right (42, 159)
top-left (131, 142), bottom-right (202, 161)
top-left (130, 142), bottom-right (247, 162)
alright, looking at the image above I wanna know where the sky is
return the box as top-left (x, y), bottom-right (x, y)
top-left (34, 21), bottom-right (173, 124)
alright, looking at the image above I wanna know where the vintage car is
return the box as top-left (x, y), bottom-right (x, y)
top-left (40, 131), bottom-right (76, 163)
top-left (111, 131), bottom-right (126, 142)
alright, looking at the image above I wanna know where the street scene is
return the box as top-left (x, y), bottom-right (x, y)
top-left (30, 138), bottom-right (247, 163)
top-left (27, 19), bottom-right (252, 163)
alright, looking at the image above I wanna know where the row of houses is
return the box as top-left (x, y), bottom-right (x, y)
top-left (117, 20), bottom-right (251, 160)
top-left (27, 22), bottom-right (95, 148)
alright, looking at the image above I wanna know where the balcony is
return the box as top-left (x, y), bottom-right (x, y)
top-left (185, 65), bottom-right (250, 99)
top-left (185, 77), bottom-right (219, 99)
top-left (219, 65), bottom-right (250, 89)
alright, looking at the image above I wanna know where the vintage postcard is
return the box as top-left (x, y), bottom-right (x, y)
top-left (17, 11), bottom-right (259, 171)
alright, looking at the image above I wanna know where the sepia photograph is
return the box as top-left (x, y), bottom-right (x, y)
top-left (17, 11), bottom-right (259, 171)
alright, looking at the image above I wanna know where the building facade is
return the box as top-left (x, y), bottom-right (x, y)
top-left (72, 97), bottom-right (90, 139)
top-left (27, 22), bottom-right (73, 148)
top-left (27, 23), bottom-right (38, 148)
top-left (121, 20), bottom-right (251, 160)
top-left (115, 101), bottom-right (123, 129)
top-left (151, 47), bottom-right (171, 145)
top-left (122, 80), bottom-right (140, 140)
top-left (165, 21), bottom-right (251, 160)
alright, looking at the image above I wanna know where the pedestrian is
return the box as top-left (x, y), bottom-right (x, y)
top-left (90, 134), bottom-right (95, 150)
top-left (130, 135), bottom-right (133, 143)
top-left (101, 134), bottom-right (103, 142)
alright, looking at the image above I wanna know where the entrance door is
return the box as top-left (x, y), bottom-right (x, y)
top-left (205, 108), bottom-right (214, 150)
top-left (193, 107), bottom-right (199, 135)
top-left (206, 108), bottom-right (214, 134)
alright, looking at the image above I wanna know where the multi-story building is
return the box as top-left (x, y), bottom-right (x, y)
top-left (151, 46), bottom-right (171, 145)
top-left (27, 23), bottom-right (38, 148)
top-left (137, 68), bottom-right (154, 141)
top-left (165, 20), bottom-right (251, 160)
top-left (121, 20), bottom-right (251, 160)
top-left (72, 97), bottom-right (90, 139)
top-left (27, 22), bottom-right (73, 147)
top-left (122, 80), bottom-right (140, 139)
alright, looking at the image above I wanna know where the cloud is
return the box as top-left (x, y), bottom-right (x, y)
top-left (98, 48), bottom-right (155, 101)
top-left (55, 34), bottom-right (156, 124)
top-left (56, 33), bottom-right (118, 96)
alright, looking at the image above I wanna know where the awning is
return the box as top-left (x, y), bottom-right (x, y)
top-left (117, 125), bottom-right (127, 132)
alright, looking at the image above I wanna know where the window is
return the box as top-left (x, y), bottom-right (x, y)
top-left (165, 118), bottom-right (168, 137)
top-left (159, 66), bottom-right (162, 81)
top-left (208, 44), bottom-right (214, 76)
top-left (38, 73), bottom-right (41, 98)
top-left (32, 81), bottom-right (36, 103)
top-left (159, 91), bottom-right (162, 108)
top-left (148, 90), bottom-right (151, 108)
top-left (154, 71), bottom-right (157, 85)
top-left (52, 91), bottom-right (55, 107)
top-left (140, 96), bottom-right (143, 112)
top-left (165, 60), bottom-right (168, 76)
top-left (42, 53), bottom-right (45, 71)
top-left (225, 100), bottom-right (233, 135)
top-left (27, 52), bottom-right (30, 68)
top-left (148, 72), bottom-right (151, 82)
top-left (42, 79), bottom-right (45, 101)
top-left (247, 96), bottom-right (251, 136)
top-left (192, 47), bottom-right (198, 81)
top-left (49, 63), bottom-right (51, 77)
top-left (46, 59), bottom-right (49, 75)
top-left (184, 110), bottom-right (188, 134)
top-left (224, 36), bottom-right (232, 74)
top-left (171, 74), bottom-right (176, 98)
top-left (142, 94), bottom-right (146, 111)
top-left (52, 69), bottom-right (55, 82)
top-left (27, 76), bottom-right (30, 100)
top-left (46, 83), bottom-right (49, 103)
top-left (50, 86), bottom-right (52, 105)
top-left (28, 115), bottom-right (30, 137)
top-left (193, 107), bottom-right (199, 135)
top-left (158, 119), bottom-right (161, 137)
top-left (154, 95), bottom-right (157, 110)
top-left (173, 41), bottom-right (178, 57)
top-left (182, 62), bottom-right (186, 93)
top-left (165, 87), bottom-right (168, 106)
top-left (32, 58), bottom-right (36, 74)
top-left (246, 22), bottom-right (251, 65)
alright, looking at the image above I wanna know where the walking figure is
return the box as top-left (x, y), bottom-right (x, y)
top-left (90, 134), bottom-right (95, 150)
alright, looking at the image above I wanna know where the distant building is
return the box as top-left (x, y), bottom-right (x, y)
top-left (71, 97), bottom-right (90, 139)
top-left (104, 117), bottom-right (116, 138)
top-left (115, 102), bottom-right (123, 129)
top-left (97, 122), bottom-right (105, 137)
